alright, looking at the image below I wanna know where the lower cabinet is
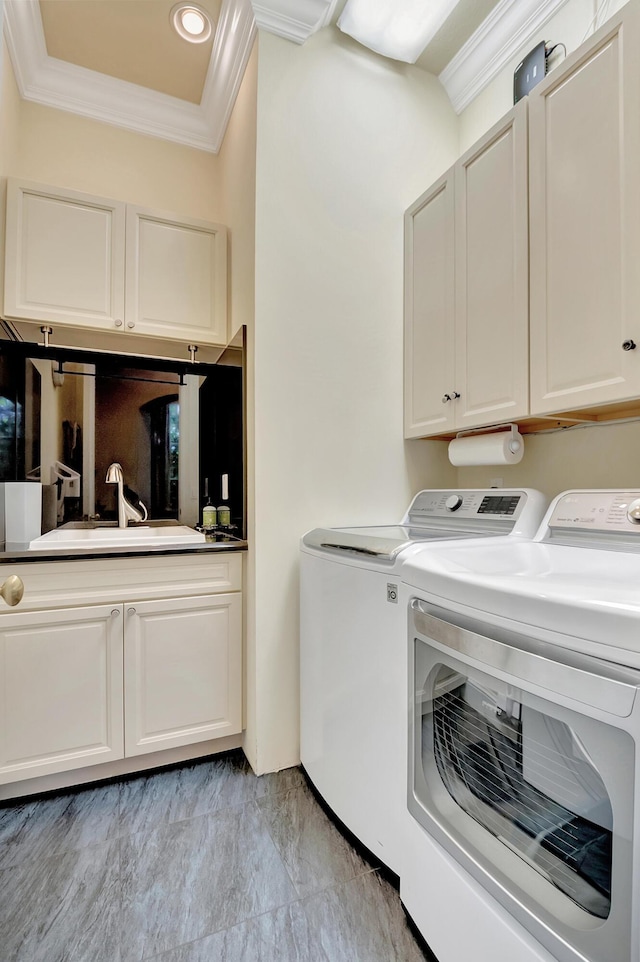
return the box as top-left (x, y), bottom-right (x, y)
top-left (124, 594), bottom-right (242, 757)
top-left (0, 604), bottom-right (124, 783)
top-left (0, 559), bottom-right (243, 788)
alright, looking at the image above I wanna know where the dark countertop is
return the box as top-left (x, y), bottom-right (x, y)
top-left (0, 537), bottom-right (248, 565)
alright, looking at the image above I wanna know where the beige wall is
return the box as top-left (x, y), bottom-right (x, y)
top-left (218, 42), bottom-right (257, 339)
top-left (249, 27), bottom-right (458, 774)
top-left (0, 36), bottom-right (20, 297)
top-left (12, 101), bottom-right (222, 220)
top-left (0, 37), bottom-right (19, 177)
top-left (216, 43), bottom-right (258, 763)
top-left (453, 421), bottom-right (640, 503)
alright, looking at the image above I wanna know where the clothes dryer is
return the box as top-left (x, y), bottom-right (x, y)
top-left (401, 489), bottom-right (640, 962)
top-left (300, 488), bottom-right (546, 876)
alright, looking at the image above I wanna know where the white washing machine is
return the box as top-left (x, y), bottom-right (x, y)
top-left (401, 489), bottom-right (640, 962)
top-left (299, 488), bottom-right (547, 876)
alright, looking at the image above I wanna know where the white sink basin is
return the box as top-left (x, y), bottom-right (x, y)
top-left (29, 524), bottom-right (206, 550)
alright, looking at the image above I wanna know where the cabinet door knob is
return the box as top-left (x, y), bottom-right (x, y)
top-left (622, 339), bottom-right (636, 351)
top-left (114, 319), bottom-right (123, 328)
top-left (111, 608), bottom-right (120, 617)
top-left (127, 607), bottom-right (136, 615)
top-left (0, 575), bottom-right (24, 607)
top-left (443, 391), bottom-right (461, 403)
top-left (127, 322), bottom-right (135, 330)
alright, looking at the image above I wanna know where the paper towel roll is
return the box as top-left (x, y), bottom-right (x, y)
top-left (448, 431), bottom-right (524, 466)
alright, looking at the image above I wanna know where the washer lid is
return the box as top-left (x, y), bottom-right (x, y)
top-left (302, 524), bottom-right (486, 562)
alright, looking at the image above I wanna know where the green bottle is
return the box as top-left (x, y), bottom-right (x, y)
top-left (202, 478), bottom-right (217, 528)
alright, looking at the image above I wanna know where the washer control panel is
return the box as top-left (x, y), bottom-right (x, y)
top-left (547, 491), bottom-right (640, 535)
top-left (408, 489), bottom-right (525, 524)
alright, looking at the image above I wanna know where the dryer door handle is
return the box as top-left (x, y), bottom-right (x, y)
top-left (411, 599), bottom-right (640, 718)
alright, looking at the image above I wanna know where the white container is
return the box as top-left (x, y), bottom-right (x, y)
top-left (3, 482), bottom-right (43, 549)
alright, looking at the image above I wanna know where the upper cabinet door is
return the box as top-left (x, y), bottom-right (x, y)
top-left (529, 4), bottom-right (640, 414)
top-left (4, 179), bottom-right (126, 330)
top-left (454, 101), bottom-right (529, 430)
top-left (125, 206), bottom-right (228, 346)
top-left (404, 171), bottom-right (456, 438)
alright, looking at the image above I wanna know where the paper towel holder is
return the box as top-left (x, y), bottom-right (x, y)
top-left (455, 422), bottom-right (523, 455)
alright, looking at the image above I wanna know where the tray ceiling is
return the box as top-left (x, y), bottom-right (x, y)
top-left (4, 0), bottom-right (256, 153)
top-left (39, 0), bottom-right (222, 105)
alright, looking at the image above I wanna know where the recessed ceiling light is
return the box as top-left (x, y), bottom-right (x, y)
top-left (170, 2), bottom-right (213, 43)
top-left (338, 0), bottom-right (463, 64)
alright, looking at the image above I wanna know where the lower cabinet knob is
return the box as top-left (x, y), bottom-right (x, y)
top-left (0, 575), bottom-right (24, 607)
top-left (111, 608), bottom-right (120, 617)
top-left (128, 607), bottom-right (136, 615)
top-left (622, 339), bottom-right (636, 351)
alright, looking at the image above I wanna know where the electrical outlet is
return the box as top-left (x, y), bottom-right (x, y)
top-left (490, 477), bottom-right (503, 488)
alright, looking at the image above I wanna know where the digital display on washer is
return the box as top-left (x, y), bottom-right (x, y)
top-left (477, 495), bottom-right (520, 516)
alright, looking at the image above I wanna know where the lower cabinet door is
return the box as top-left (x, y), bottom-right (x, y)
top-left (124, 593), bottom-right (242, 756)
top-left (0, 605), bottom-right (124, 784)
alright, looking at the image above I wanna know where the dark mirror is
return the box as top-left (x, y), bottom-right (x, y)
top-left (0, 333), bottom-right (245, 541)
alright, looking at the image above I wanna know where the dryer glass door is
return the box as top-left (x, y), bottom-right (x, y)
top-left (408, 601), bottom-right (639, 962)
top-left (429, 664), bottom-right (611, 917)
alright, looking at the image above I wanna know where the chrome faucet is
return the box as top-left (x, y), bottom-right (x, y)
top-left (105, 463), bottom-right (148, 528)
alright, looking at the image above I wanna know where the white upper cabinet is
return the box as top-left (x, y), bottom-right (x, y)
top-left (125, 206), bottom-right (227, 344)
top-left (4, 180), bottom-right (228, 347)
top-left (4, 181), bottom-right (126, 331)
top-left (404, 102), bottom-right (528, 438)
top-left (454, 101), bottom-right (529, 430)
top-left (529, 3), bottom-right (640, 414)
top-left (404, 170), bottom-right (456, 438)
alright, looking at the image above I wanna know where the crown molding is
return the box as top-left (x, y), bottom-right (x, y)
top-left (439, 0), bottom-right (571, 114)
top-left (251, 0), bottom-right (338, 44)
top-left (3, 0), bottom-right (256, 153)
top-left (203, 0), bottom-right (257, 148)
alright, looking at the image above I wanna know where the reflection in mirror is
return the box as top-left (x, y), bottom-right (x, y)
top-left (93, 366), bottom-right (183, 523)
top-left (0, 334), bottom-right (244, 541)
top-left (0, 353), bottom-right (26, 480)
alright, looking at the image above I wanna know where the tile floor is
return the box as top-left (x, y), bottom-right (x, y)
top-left (0, 750), bottom-right (434, 962)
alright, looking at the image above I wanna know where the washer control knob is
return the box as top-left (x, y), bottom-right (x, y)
top-left (627, 498), bottom-right (640, 523)
top-left (445, 494), bottom-right (463, 512)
